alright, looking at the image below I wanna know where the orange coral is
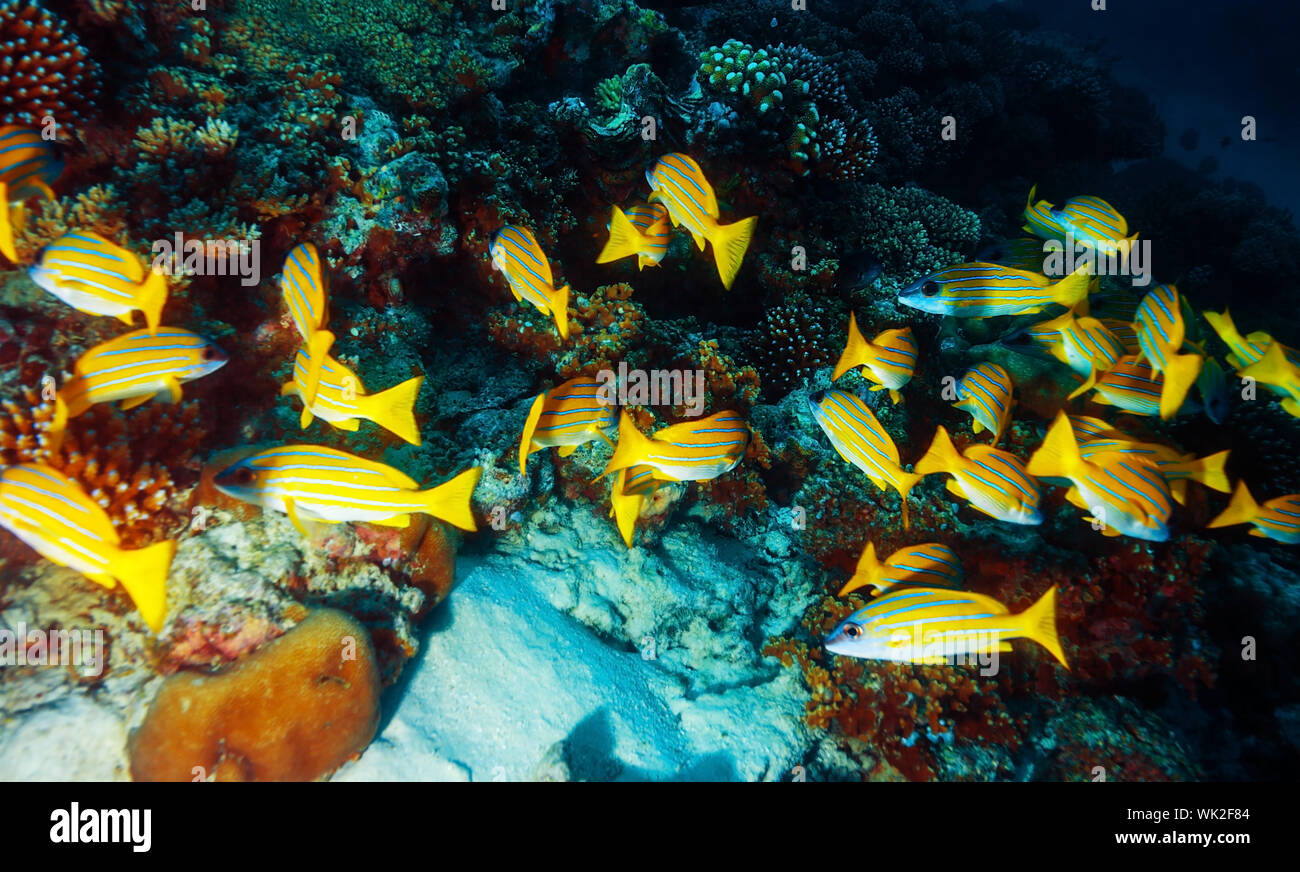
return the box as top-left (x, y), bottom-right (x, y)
top-left (128, 608), bottom-right (381, 782)
top-left (0, 1), bottom-right (99, 127)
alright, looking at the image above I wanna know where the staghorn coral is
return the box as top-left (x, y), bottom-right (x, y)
top-left (0, 0), bottom-right (99, 127)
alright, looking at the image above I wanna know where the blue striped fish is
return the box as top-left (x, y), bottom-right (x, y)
top-left (1089, 355), bottom-right (1163, 416)
top-left (1134, 283), bottom-right (1202, 419)
top-left (1208, 481), bottom-right (1300, 544)
top-left (1203, 309), bottom-right (1300, 372)
top-left (279, 242), bottom-right (330, 341)
top-left (898, 262), bottom-right (1091, 317)
top-left (281, 343), bottom-right (423, 445)
top-left (0, 125), bottom-right (61, 262)
top-left (953, 363), bottom-right (1015, 444)
top-left (489, 225), bottom-right (571, 339)
top-left (1237, 342), bottom-right (1300, 419)
top-left (808, 389), bottom-right (921, 528)
top-left (915, 425), bottom-right (1042, 525)
top-left (831, 312), bottom-right (916, 403)
top-left (30, 231), bottom-right (170, 335)
top-left (519, 376), bottom-right (617, 474)
top-left (601, 409), bottom-right (749, 482)
top-left (1028, 412), bottom-right (1172, 541)
top-left (1099, 317), bottom-right (1140, 355)
top-left (595, 202), bottom-right (671, 270)
top-left (645, 153), bottom-right (757, 290)
top-left (609, 464), bottom-right (663, 547)
top-left (0, 464), bottom-right (174, 631)
top-left (838, 541), bottom-right (963, 596)
top-left (50, 327), bottom-right (227, 446)
top-left (213, 445), bottom-right (481, 535)
top-left (1077, 437), bottom-right (1230, 505)
top-left (1032, 309), bottom-right (1127, 399)
top-left (1023, 187), bottom-right (1137, 257)
top-left (825, 585), bottom-right (1068, 668)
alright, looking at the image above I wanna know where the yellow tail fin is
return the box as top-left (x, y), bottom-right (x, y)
top-left (1159, 352), bottom-right (1203, 420)
top-left (1202, 308), bottom-right (1242, 349)
top-left (111, 540), bottom-right (177, 633)
top-left (1238, 342), bottom-right (1298, 390)
top-left (1207, 480), bottom-right (1258, 530)
top-left (839, 540), bottom-right (881, 596)
top-left (518, 391), bottom-right (547, 475)
top-left (595, 206), bottom-right (644, 265)
top-left (709, 215), bottom-right (757, 291)
top-left (548, 284), bottom-right (571, 340)
top-left (1048, 265), bottom-right (1092, 311)
top-left (832, 312), bottom-right (870, 381)
top-left (359, 374), bottom-right (423, 445)
top-left (1187, 449), bottom-right (1231, 494)
top-left (1026, 412), bottom-right (1082, 480)
top-left (419, 466), bottom-right (482, 531)
top-left (609, 468), bottom-right (645, 548)
top-left (136, 269), bottom-right (170, 337)
top-left (0, 183), bottom-right (16, 263)
top-left (601, 410), bottom-right (654, 479)
top-left (1019, 585), bottom-right (1068, 669)
top-left (914, 425), bottom-right (959, 478)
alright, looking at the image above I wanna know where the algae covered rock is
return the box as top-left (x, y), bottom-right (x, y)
top-left (127, 608), bottom-right (381, 782)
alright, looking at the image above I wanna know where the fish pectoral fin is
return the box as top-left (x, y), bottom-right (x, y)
top-left (283, 497), bottom-right (311, 537)
top-left (162, 376), bottom-right (183, 403)
top-left (971, 419), bottom-right (985, 434)
top-left (889, 390), bottom-right (903, 405)
top-left (119, 393), bottom-right (153, 411)
top-left (557, 444), bottom-right (578, 457)
top-left (279, 381), bottom-right (297, 397)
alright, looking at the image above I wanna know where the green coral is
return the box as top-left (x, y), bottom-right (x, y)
top-left (698, 40), bottom-right (789, 114)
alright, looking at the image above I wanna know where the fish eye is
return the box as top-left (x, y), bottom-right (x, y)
top-left (844, 624), bottom-right (861, 639)
top-left (202, 347), bottom-right (216, 360)
top-left (234, 467), bottom-right (254, 485)
top-left (921, 280), bottom-right (940, 297)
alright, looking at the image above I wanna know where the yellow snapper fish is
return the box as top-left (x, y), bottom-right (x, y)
top-left (1088, 355), bottom-right (1164, 416)
top-left (29, 231), bottom-right (170, 335)
top-left (279, 242), bottom-right (330, 341)
top-left (831, 312), bottom-right (916, 404)
top-left (1134, 283), bottom-right (1203, 419)
top-left (0, 124), bottom-right (63, 262)
top-left (952, 363), bottom-right (1015, 445)
top-left (595, 202), bottom-right (671, 270)
top-left (1067, 417), bottom-right (1229, 505)
top-left (915, 425), bottom-right (1042, 525)
top-left (808, 389), bottom-right (921, 528)
top-left (519, 376), bottom-right (617, 474)
top-left (609, 464), bottom-right (663, 548)
top-left (601, 409), bottom-right (750, 482)
top-left (489, 225), bottom-right (571, 339)
top-left (1235, 342), bottom-right (1300, 419)
top-left (280, 339), bottom-right (423, 445)
top-left (1202, 308), bottom-right (1300, 373)
top-left (50, 327), bottom-right (228, 447)
top-left (825, 585), bottom-right (1068, 668)
top-left (1022, 187), bottom-right (1137, 257)
top-left (0, 464), bottom-right (174, 632)
top-left (645, 153), bottom-right (758, 290)
top-left (1207, 481), bottom-right (1300, 544)
top-left (838, 541), bottom-right (963, 596)
top-left (1028, 412), bottom-right (1172, 541)
top-left (213, 445), bottom-right (482, 535)
top-left (898, 262), bottom-right (1091, 317)
top-left (1031, 308), bottom-right (1127, 399)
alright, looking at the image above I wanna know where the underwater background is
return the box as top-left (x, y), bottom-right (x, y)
top-left (0, 0), bottom-right (1297, 783)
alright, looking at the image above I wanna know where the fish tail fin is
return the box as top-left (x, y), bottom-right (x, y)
top-left (47, 394), bottom-right (69, 454)
top-left (1202, 308), bottom-right (1241, 348)
top-left (609, 470), bottom-right (645, 548)
top-left (518, 391), bottom-right (547, 475)
top-left (1020, 585), bottom-right (1068, 669)
top-left (915, 425), bottom-right (958, 477)
top-left (1066, 364), bottom-right (1101, 401)
top-left (1208, 480), bottom-right (1258, 530)
top-left (1026, 412), bottom-right (1081, 480)
top-left (1238, 342), bottom-right (1296, 387)
top-left (595, 206), bottom-right (643, 265)
top-left (110, 540), bottom-right (176, 633)
top-left (1188, 449), bottom-right (1232, 494)
top-left (839, 541), bottom-right (882, 596)
top-left (549, 284), bottom-right (571, 339)
top-left (600, 410), bottom-right (652, 479)
top-left (832, 312), bottom-right (869, 381)
top-left (1026, 183), bottom-right (1038, 212)
top-left (359, 375), bottom-right (423, 445)
top-left (1159, 352), bottom-right (1203, 420)
top-left (0, 184), bottom-right (16, 263)
top-left (136, 269), bottom-right (169, 336)
top-left (417, 466), bottom-right (482, 532)
top-left (1049, 265), bottom-right (1092, 311)
top-left (709, 215), bottom-right (757, 291)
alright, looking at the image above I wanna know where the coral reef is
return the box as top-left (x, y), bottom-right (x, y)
top-left (0, 0), bottom-right (99, 127)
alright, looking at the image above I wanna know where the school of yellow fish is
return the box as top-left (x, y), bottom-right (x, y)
top-left (1, 127), bottom-right (1294, 672)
